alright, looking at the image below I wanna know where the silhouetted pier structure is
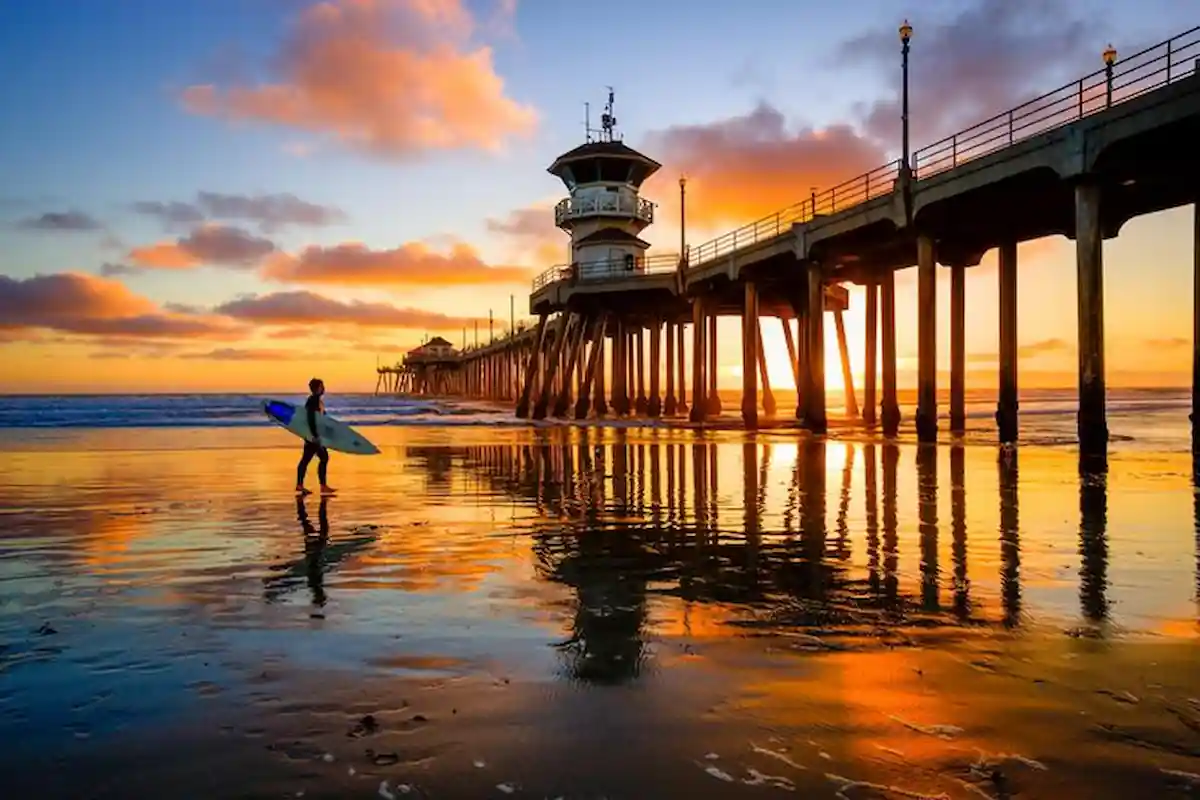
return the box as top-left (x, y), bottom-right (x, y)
top-left (376, 324), bottom-right (541, 399)
top-left (514, 25), bottom-right (1200, 451)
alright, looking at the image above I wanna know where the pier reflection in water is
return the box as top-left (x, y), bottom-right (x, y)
top-left (455, 430), bottom-right (1144, 684)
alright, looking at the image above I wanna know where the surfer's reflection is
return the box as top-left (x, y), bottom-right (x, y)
top-left (299, 496), bottom-right (330, 607)
top-left (262, 497), bottom-right (378, 606)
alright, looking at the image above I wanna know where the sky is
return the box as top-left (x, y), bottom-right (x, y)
top-left (0, 0), bottom-right (1196, 394)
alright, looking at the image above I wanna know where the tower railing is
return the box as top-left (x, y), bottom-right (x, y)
top-left (684, 24), bottom-right (1200, 272)
top-left (555, 195), bottom-right (655, 226)
top-left (532, 253), bottom-right (681, 292)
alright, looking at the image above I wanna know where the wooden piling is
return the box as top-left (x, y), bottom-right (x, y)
top-left (916, 234), bottom-right (938, 442)
top-left (1075, 182), bottom-right (1108, 454)
top-left (881, 270), bottom-right (900, 436)
top-left (742, 282), bottom-right (759, 429)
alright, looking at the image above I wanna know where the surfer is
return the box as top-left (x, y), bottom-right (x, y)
top-left (296, 378), bottom-right (336, 495)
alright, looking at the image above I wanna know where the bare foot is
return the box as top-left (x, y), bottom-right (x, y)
top-left (320, 485), bottom-right (337, 495)
top-left (296, 486), bottom-right (312, 495)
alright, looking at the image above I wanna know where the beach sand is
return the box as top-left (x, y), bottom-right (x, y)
top-left (3, 422), bottom-right (1200, 798)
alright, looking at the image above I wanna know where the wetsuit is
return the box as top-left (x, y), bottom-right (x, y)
top-left (296, 394), bottom-right (329, 486)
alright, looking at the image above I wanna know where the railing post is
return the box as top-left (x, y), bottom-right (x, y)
top-left (865, 172), bottom-right (870, 198)
top-left (831, 187), bottom-right (836, 212)
top-left (1008, 110), bottom-right (1014, 144)
top-left (951, 135), bottom-right (957, 168)
top-left (1167, 39), bottom-right (1173, 81)
top-left (1078, 78), bottom-right (1084, 117)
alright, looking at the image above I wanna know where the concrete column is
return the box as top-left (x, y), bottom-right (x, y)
top-left (1193, 201), bottom-right (1200, 451)
top-left (648, 317), bottom-right (663, 417)
top-left (635, 327), bottom-right (648, 414)
top-left (690, 299), bottom-right (708, 423)
top-left (864, 281), bottom-right (877, 425)
top-left (881, 270), bottom-right (900, 436)
top-left (998, 244), bottom-right (1017, 443)
top-left (677, 321), bottom-right (688, 413)
top-left (756, 318), bottom-right (776, 417)
top-left (781, 316), bottom-right (801, 397)
top-left (595, 330), bottom-right (608, 416)
top-left (1075, 182), bottom-right (1108, 454)
top-left (553, 315), bottom-right (588, 417)
top-left (708, 313), bottom-right (721, 415)
top-left (515, 312), bottom-right (549, 418)
top-left (950, 264), bottom-right (966, 434)
top-left (806, 265), bottom-right (827, 433)
top-left (834, 307), bottom-right (859, 419)
top-left (664, 319), bottom-right (677, 415)
top-left (916, 234), bottom-right (938, 442)
top-left (533, 313), bottom-right (572, 420)
top-left (794, 290), bottom-right (810, 423)
top-left (576, 314), bottom-right (607, 420)
top-left (742, 282), bottom-right (759, 429)
top-left (612, 318), bottom-right (628, 416)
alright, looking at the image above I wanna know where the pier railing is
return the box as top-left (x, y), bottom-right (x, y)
top-left (685, 24), bottom-right (1200, 271)
top-left (914, 25), bottom-right (1200, 177)
top-left (686, 161), bottom-right (900, 266)
top-left (532, 253), bottom-right (681, 292)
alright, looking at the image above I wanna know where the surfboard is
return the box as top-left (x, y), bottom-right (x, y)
top-left (262, 399), bottom-right (381, 455)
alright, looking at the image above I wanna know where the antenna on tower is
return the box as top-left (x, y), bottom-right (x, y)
top-left (600, 86), bottom-right (619, 142)
top-left (583, 102), bottom-right (591, 143)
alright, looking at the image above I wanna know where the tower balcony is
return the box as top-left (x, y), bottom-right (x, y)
top-left (554, 195), bottom-right (654, 228)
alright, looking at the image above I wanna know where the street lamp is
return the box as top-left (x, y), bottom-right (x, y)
top-left (900, 19), bottom-right (913, 174)
top-left (679, 175), bottom-right (687, 262)
top-left (1103, 43), bottom-right (1117, 108)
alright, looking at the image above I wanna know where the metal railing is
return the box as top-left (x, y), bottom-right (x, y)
top-left (687, 161), bottom-right (900, 267)
top-left (554, 194), bottom-right (654, 226)
top-left (685, 24), bottom-right (1200, 271)
top-left (531, 252), bottom-right (682, 293)
top-left (914, 25), bottom-right (1200, 177)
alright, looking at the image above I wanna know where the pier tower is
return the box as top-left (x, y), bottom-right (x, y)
top-left (548, 89), bottom-right (661, 281)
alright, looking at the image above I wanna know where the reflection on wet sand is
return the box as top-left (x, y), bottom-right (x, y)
top-left (462, 435), bottom-right (1118, 643)
top-left (4, 427), bottom-right (1200, 798)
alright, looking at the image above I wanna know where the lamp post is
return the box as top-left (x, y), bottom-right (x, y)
top-left (900, 19), bottom-right (913, 175)
top-left (679, 175), bottom-right (687, 262)
top-left (1103, 43), bottom-right (1117, 108)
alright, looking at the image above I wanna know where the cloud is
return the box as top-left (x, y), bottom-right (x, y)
top-left (839, 0), bottom-right (1107, 147)
top-left (15, 210), bottom-right (103, 232)
top-left (180, 347), bottom-right (303, 361)
top-left (128, 224), bottom-right (276, 269)
top-left (1019, 338), bottom-right (1068, 357)
top-left (644, 103), bottom-right (886, 228)
top-left (214, 290), bottom-right (484, 330)
top-left (1145, 337), bottom-right (1189, 349)
top-left (180, 0), bottom-right (537, 159)
top-left (132, 191), bottom-right (345, 233)
top-left (99, 262), bottom-right (144, 277)
top-left (0, 272), bottom-right (240, 340)
top-left (968, 337), bottom-right (1071, 364)
top-left (261, 240), bottom-right (535, 286)
top-left (485, 204), bottom-right (565, 265)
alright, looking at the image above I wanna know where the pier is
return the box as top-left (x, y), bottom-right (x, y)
top-left (384, 25), bottom-right (1200, 451)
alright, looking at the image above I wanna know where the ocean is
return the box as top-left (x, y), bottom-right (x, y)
top-left (0, 386), bottom-right (1191, 451)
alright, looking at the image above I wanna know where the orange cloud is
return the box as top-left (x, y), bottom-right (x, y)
top-left (214, 290), bottom-right (484, 330)
top-left (180, 347), bottom-right (312, 361)
top-left (0, 272), bottom-right (240, 340)
top-left (128, 224), bottom-right (276, 269)
top-left (261, 240), bottom-right (535, 286)
top-left (180, 0), bottom-right (536, 158)
top-left (644, 103), bottom-right (886, 229)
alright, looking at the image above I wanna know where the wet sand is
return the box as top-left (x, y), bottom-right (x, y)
top-left (3, 424), bottom-right (1200, 798)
